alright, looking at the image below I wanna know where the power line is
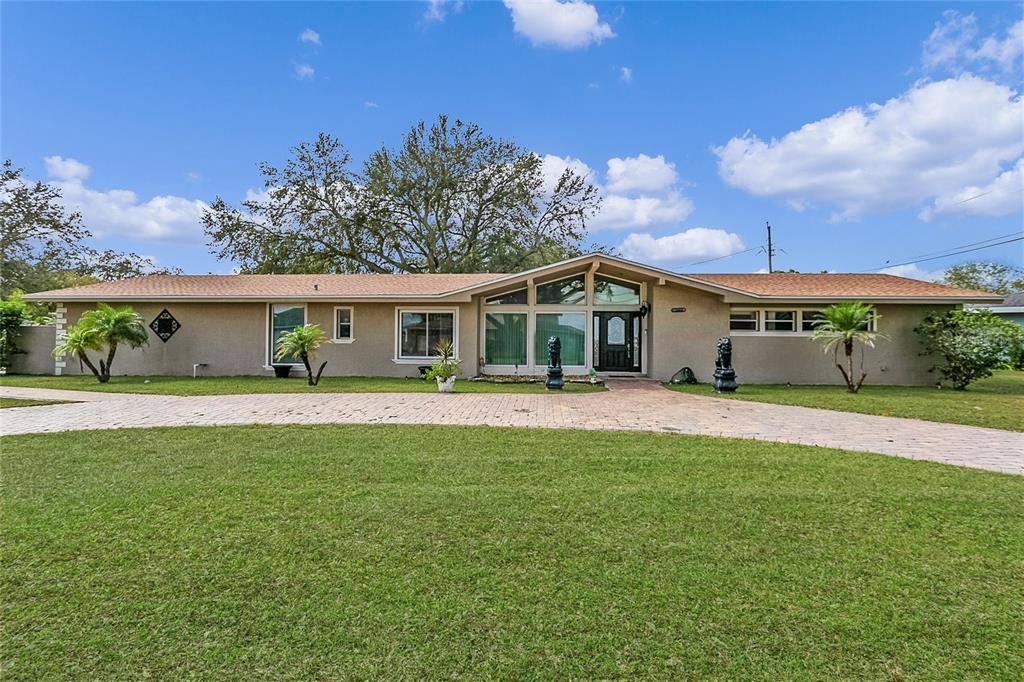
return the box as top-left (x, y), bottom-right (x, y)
top-left (682, 246), bottom-right (760, 267)
top-left (952, 190), bottom-right (993, 205)
top-left (878, 230), bottom-right (1023, 267)
top-left (866, 236), bottom-right (1024, 272)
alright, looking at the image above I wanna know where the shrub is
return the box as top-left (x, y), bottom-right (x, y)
top-left (915, 309), bottom-right (1024, 389)
top-left (0, 293), bottom-right (30, 369)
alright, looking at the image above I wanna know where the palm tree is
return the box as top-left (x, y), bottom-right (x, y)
top-left (811, 301), bottom-right (882, 393)
top-left (275, 324), bottom-right (328, 386)
top-left (52, 324), bottom-right (105, 381)
top-left (78, 303), bottom-right (149, 382)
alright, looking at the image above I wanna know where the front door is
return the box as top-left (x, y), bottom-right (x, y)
top-left (593, 312), bottom-right (641, 372)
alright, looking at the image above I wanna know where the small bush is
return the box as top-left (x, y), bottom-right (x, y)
top-left (0, 293), bottom-right (30, 369)
top-left (915, 309), bottom-right (1024, 389)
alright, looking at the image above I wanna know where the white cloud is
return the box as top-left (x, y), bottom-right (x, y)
top-left (619, 66), bottom-right (632, 83)
top-left (593, 193), bottom-right (694, 230)
top-left (298, 28), bottom-right (321, 45)
top-left (974, 19), bottom-right (1024, 71)
top-left (541, 153), bottom-right (694, 230)
top-left (44, 155), bottom-right (90, 181)
top-left (619, 228), bottom-right (745, 264)
top-left (424, 0), bottom-right (464, 22)
top-left (714, 75), bottom-right (1023, 221)
top-left (503, 0), bottom-right (614, 49)
top-left (294, 64), bottom-right (315, 80)
top-left (923, 11), bottom-right (1023, 73)
top-left (879, 264), bottom-right (943, 282)
top-left (186, 171), bottom-right (202, 182)
top-left (363, 100), bottom-right (380, 109)
top-left (606, 154), bottom-right (676, 193)
top-left (45, 158), bottom-right (207, 242)
top-left (921, 158), bottom-right (1024, 221)
top-left (922, 10), bottom-right (978, 70)
top-left (540, 154), bottom-right (596, 193)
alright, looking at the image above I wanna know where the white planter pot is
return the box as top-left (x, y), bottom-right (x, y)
top-left (436, 376), bottom-right (456, 393)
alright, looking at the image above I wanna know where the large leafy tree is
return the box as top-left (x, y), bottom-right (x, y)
top-left (1, 160), bottom-right (178, 297)
top-left (942, 261), bottom-right (1023, 296)
top-left (203, 116), bottom-right (603, 274)
top-left (1, 160), bottom-right (88, 295)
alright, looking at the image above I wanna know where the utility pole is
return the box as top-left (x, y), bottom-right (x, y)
top-left (766, 221), bottom-right (774, 273)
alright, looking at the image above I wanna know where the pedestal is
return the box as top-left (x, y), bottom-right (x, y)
top-left (545, 367), bottom-right (564, 390)
top-left (713, 368), bottom-right (737, 393)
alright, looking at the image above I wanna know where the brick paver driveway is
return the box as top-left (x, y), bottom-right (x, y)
top-left (2, 381), bottom-right (1021, 475)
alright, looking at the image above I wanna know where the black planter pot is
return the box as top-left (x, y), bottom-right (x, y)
top-left (271, 364), bottom-right (293, 379)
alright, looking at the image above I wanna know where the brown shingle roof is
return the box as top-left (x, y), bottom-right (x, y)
top-left (24, 273), bottom-right (507, 300)
top-left (688, 273), bottom-right (996, 299)
top-left (22, 264), bottom-right (1000, 302)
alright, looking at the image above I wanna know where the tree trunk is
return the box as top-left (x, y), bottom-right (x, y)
top-left (841, 340), bottom-right (866, 394)
top-left (78, 352), bottom-right (103, 382)
top-left (98, 342), bottom-right (118, 383)
top-left (313, 361), bottom-right (328, 386)
top-left (301, 352), bottom-right (314, 386)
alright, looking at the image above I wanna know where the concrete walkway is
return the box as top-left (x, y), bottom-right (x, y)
top-left (1, 381), bottom-right (1021, 475)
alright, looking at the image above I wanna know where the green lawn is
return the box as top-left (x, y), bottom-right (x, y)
top-left (0, 397), bottom-right (72, 409)
top-left (3, 425), bottom-right (1021, 680)
top-left (665, 370), bottom-right (1024, 432)
top-left (0, 374), bottom-right (604, 396)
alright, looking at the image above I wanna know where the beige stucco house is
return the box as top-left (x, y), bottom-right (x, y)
top-left (21, 253), bottom-right (1000, 385)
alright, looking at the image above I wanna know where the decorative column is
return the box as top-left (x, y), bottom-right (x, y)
top-left (53, 303), bottom-right (67, 376)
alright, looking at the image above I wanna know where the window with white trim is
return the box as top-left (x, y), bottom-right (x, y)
top-left (334, 306), bottom-right (353, 342)
top-left (398, 310), bottom-right (456, 359)
top-left (593, 274), bottom-right (640, 305)
top-left (800, 310), bottom-right (821, 332)
top-left (764, 310), bottom-right (797, 332)
top-left (485, 289), bottom-right (527, 305)
top-left (269, 304), bottom-right (306, 364)
top-left (729, 310), bottom-right (759, 331)
top-left (536, 274), bottom-right (586, 305)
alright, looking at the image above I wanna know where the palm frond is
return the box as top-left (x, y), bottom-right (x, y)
top-left (274, 324), bottom-right (327, 362)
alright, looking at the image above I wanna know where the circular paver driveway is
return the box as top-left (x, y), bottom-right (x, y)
top-left (1, 381), bottom-right (1021, 475)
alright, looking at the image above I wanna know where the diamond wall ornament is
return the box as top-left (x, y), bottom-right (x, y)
top-left (149, 309), bottom-right (180, 342)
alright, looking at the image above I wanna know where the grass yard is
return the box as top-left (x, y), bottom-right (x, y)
top-left (0, 374), bottom-right (604, 396)
top-left (665, 369), bottom-right (1024, 432)
top-left (3, 425), bottom-right (1022, 680)
top-left (0, 397), bottom-right (72, 409)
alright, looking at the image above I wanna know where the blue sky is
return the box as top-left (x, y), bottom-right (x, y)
top-left (3, 1), bottom-right (1022, 277)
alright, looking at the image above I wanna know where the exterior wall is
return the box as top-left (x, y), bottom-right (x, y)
top-left (25, 293), bottom-right (955, 385)
top-left (59, 300), bottom-right (480, 378)
top-left (7, 325), bottom-right (56, 374)
top-left (649, 285), bottom-right (729, 382)
top-left (62, 302), bottom-right (267, 376)
top-left (995, 311), bottom-right (1024, 328)
top-left (729, 304), bottom-right (954, 386)
top-left (305, 301), bottom-right (479, 378)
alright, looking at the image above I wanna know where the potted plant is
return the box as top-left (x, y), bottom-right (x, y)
top-left (425, 339), bottom-right (460, 393)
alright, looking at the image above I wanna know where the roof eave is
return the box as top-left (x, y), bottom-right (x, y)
top-left (23, 293), bottom-right (478, 303)
top-left (723, 295), bottom-right (1004, 304)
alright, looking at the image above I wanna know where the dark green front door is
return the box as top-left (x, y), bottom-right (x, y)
top-left (594, 312), bottom-right (641, 372)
